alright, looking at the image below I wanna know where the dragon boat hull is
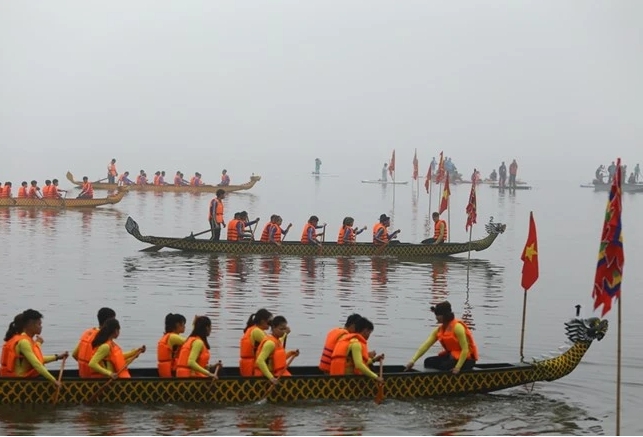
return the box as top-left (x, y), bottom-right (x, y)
top-left (0, 188), bottom-right (127, 208)
top-left (125, 217), bottom-right (506, 256)
top-left (592, 179), bottom-right (643, 193)
top-left (66, 172), bottom-right (261, 193)
top-left (0, 318), bottom-right (607, 405)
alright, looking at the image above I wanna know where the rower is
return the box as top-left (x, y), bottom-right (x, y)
top-left (28, 180), bottom-right (42, 199)
top-left (77, 176), bottom-right (94, 199)
top-left (1, 309), bottom-right (68, 386)
top-left (0, 182), bottom-right (11, 198)
top-left (136, 170), bottom-right (148, 185)
top-left (43, 180), bottom-right (52, 197)
top-left (489, 169), bottom-right (497, 181)
top-left (173, 171), bottom-right (183, 186)
top-left (157, 313), bottom-right (187, 378)
top-left (88, 318), bottom-right (146, 378)
top-left (175, 316), bottom-right (219, 378)
top-left (337, 217), bottom-right (367, 245)
top-left (72, 307), bottom-right (117, 378)
top-left (107, 159), bottom-right (118, 184)
top-left (51, 179), bottom-right (65, 198)
top-left (421, 212), bottom-right (447, 245)
top-left (404, 301), bottom-right (478, 374)
top-left (17, 182), bottom-right (28, 198)
top-left (208, 189), bottom-right (226, 241)
top-left (153, 171), bottom-right (162, 186)
top-left (260, 215), bottom-right (278, 243)
top-left (159, 171), bottom-right (167, 185)
top-left (118, 172), bottom-right (134, 186)
top-left (218, 169), bottom-right (230, 186)
top-left (319, 313), bottom-right (364, 374)
top-left (239, 309), bottom-right (273, 377)
top-left (254, 316), bottom-right (299, 384)
top-left (260, 215), bottom-right (292, 246)
top-left (329, 317), bottom-right (384, 383)
top-left (190, 172), bottom-right (203, 186)
top-left (1, 313), bottom-right (25, 376)
top-left (628, 173), bottom-right (636, 184)
top-left (226, 212), bottom-right (242, 241)
top-left (300, 215), bottom-right (326, 246)
top-left (373, 214), bottom-right (400, 245)
top-left (239, 211), bottom-right (260, 240)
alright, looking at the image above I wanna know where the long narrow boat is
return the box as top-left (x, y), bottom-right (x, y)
top-left (66, 171), bottom-right (261, 193)
top-left (0, 317), bottom-right (607, 405)
top-left (125, 216), bottom-right (507, 256)
top-left (592, 180), bottom-right (643, 193)
top-left (0, 187), bottom-right (128, 208)
top-left (361, 180), bottom-right (409, 185)
top-left (489, 184), bottom-right (533, 190)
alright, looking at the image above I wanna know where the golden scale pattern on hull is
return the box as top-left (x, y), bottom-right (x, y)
top-left (0, 188), bottom-right (128, 208)
top-left (0, 318), bottom-right (607, 405)
top-left (125, 216), bottom-right (507, 256)
top-left (66, 172), bottom-right (261, 193)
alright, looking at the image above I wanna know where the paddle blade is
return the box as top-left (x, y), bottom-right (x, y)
top-left (140, 245), bottom-right (163, 252)
top-left (375, 385), bottom-right (384, 404)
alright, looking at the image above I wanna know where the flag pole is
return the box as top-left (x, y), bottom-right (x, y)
top-left (616, 295), bottom-right (622, 436)
top-left (447, 195), bottom-right (451, 242)
top-left (428, 184), bottom-right (432, 218)
top-left (467, 226), bottom-right (473, 268)
top-left (519, 289), bottom-right (528, 362)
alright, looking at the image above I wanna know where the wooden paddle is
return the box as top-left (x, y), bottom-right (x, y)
top-left (210, 360), bottom-right (222, 383)
top-left (141, 228), bottom-right (212, 252)
top-left (52, 355), bottom-right (68, 405)
top-left (93, 177), bottom-right (109, 184)
top-left (258, 354), bottom-right (297, 404)
top-left (317, 224), bottom-right (326, 255)
top-left (375, 357), bottom-right (385, 404)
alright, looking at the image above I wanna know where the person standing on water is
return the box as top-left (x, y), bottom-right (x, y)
top-left (314, 158), bottom-right (322, 175)
top-left (498, 162), bottom-right (507, 188)
top-left (380, 163), bottom-right (388, 182)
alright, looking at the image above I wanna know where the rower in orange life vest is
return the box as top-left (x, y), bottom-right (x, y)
top-left (208, 189), bottom-right (226, 241)
top-left (226, 212), bottom-right (242, 241)
top-left (71, 307), bottom-right (116, 378)
top-left (1, 313), bottom-right (26, 376)
top-left (42, 180), bottom-right (52, 197)
top-left (158, 171), bottom-right (166, 185)
top-left (421, 212), bottom-right (447, 244)
top-left (218, 169), bottom-right (230, 187)
top-left (337, 217), bottom-right (367, 245)
top-left (28, 180), bottom-right (42, 199)
top-left (107, 159), bottom-right (118, 184)
top-left (16, 181), bottom-right (28, 198)
top-left (88, 318), bottom-right (146, 379)
top-left (157, 313), bottom-right (187, 378)
top-left (404, 301), bottom-right (479, 374)
top-left (118, 172), bottom-right (134, 186)
top-left (0, 309), bottom-right (68, 386)
top-left (190, 172), bottom-right (203, 186)
top-left (260, 215), bottom-right (292, 246)
top-left (77, 176), bottom-right (94, 199)
top-left (136, 170), bottom-right (148, 185)
top-left (301, 215), bottom-right (326, 246)
top-left (173, 171), bottom-right (186, 186)
top-left (319, 313), bottom-right (364, 373)
top-left (176, 316), bottom-right (220, 378)
top-left (153, 171), bottom-right (161, 186)
top-left (329, 317), bottom-right (384, 383)
top-left (239, 211), bottom-right (260, 240)
top-left (49, 179), bottom-right (65, 198)
top-left (373, 214), bottom-right (400, 245)
top-left (0, 182), bottom-right (11, 198)
top-left (239, 309), bottom-right (273, 377)
top-left (254, 316), bottom-right (299, 385)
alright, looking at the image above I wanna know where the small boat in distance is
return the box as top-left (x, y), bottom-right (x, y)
top-left (489, 184), bottom-right (532, 190)
top-left (361, 180), bottom-right (409, 185)
top-left (0, 186), bottom-right (128, 208)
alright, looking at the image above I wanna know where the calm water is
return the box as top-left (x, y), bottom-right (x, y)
top-left (0, 172), bottom-right (641, 435)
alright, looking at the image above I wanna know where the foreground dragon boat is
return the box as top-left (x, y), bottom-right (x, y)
top-left (125, 216), bottom-right (507, 256)
top-left (0, 317), bottom-right (607, 405)
top-left (0, 187), bottom-right (128, 208)
top-left (66, 171), bottom-right (261, 194)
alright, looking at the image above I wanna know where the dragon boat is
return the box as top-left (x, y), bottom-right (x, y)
top-left (0, 187), bottom-right (128, 208)
top-left (592, 179), bottom-right (643, 193)
top-left (0, 317), bottom-right (607, 405)
top-left (124, 216), bottom-right (507, 256)
top-left (66, 171), bottom-right (261, 194)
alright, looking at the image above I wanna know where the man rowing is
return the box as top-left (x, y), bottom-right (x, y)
top-left (337, 217), bottom-right (367, 245)
top-left (260, 215), bottom-right (292, 246)
top-left (190, 172), bottom-right (203, 186)
top-left (421, 212), bottom-right (447, 244)
top-left (218, 169), bottom-right (230, 186)
top-left (329, 317), bottom-right (384, 383)
top-left (77, 177), bottom-right (94, 199)
top-left (136, 171), bottom-right (148, 185)
top-left (373, 214), bottom-right (400, 245)
top-left (300, 215), bottom-right (326, 246)
top-left (0, 182), bottom-right (11, 198)
top-left (239, 211), bottom-right (260, 240)
top-left (28, 181), bottom-right (42, 199)
top-left (118, 172), bottom-right (134, 186)
top-left (49, 179), bottom-right (65, 198)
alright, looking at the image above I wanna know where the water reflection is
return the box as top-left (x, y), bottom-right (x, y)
top-left (226, 255), bottom-right (248, 284)
top-left (156, 409), bottom-right (206, 434)
top-left (260, 255), bottom-right (282, 297)
top-left (236, 409), bottom-right (286, 435)
top-left (75, 407), bottom-right (129, 435)
top-left (371, 257), bottom-right (390, 289)
top-left (430, 259), bottom-right (449, 302)
top-left (206, 255), bottom-right (223, 302)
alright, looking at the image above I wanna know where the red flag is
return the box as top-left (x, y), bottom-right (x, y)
top-left (592, 158), bottom-right (624, 316)
top-left (465, 174), bottom-right (477, 231)
top-left (439, 172), bottom-right (450, 214)
top-left (435, 152), bottom-right (445, 183)
top-left (389, 149), bottom-right (395, 177)
top-left (412, 149), bottom-right (419, 180)
top-left (520, 211), bottom-right (539, 291)
top-left (424, 166), bottom-right (432, 193)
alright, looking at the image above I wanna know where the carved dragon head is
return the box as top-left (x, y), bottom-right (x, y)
top-left (564, 317), bottom-right (608, 343)
top-left (250, 175), bottom-right (262, 182)
top-left (484, 216), bottom-right (507, 235)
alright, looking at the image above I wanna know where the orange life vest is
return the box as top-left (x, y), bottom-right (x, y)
top-left (136, 175), bottom-right (146, 185)
top-left (77, 327), bottom-right (99, 378)
top-left (300, 223), bottom-right (317, 244)
top-left (176, 337), bottom-right (210, 378)
top-left (260, 223), bottom-right (272, 242)
top-left (433, 219), bottom-right (448, 241)
top-left (82, 182), bottom-right (94, 197)
top-left (319, 327), bottom-right (348, 373)
top-left (372, 223), bottom-right (388, 244)
top-left (174, 176), bottom-right (182, 186)
top-left (253, 335), bottom-right (290, 377)
top-left (108, 163), bottom-right (117, 176)
top-left (0, 334), bottom-right (24, 376)
top-left (437, 318), bottom-right (479, 361)
top-left (88, 340), bottom-right (131, 378)
top-left (28, 186), bottom-right (39, 198)
top-left (42, 185), bottom-right (51, 197)
top-left (329, 333), bottom-right (369, 376)
top-left (239, 326), bottom-right (263, 377)
top-left (17, 187), bottom-right (27, 198)
top-left (227, 219), bottom-right (240, 241)
top-left (153, 175), bottom-right (160, 185)
top-left (0, 186), bottom-right (10, 198)
top-left (157, 333), bottom-right (180, 378)
top-left (47, 186), bottom-right (60, 198)
top-left (337, 226), bottom-right (355, 244)
top-left (208, 198), bottom-right (224, 222)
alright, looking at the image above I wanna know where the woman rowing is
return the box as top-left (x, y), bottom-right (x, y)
top-left (157, 313), bottom-right (187, 378)
top-left (329, 317), bottom-right (384, 383)
top-left (88, 318), bottom-right (146, 378)
top-left (254, 316), bottom-right (299, 384)
top-left (176, 316), bottom-right (219, 378)
top-left (337, 217), bottom-right (367, 245)
top-left (239, 309), bottom-right (273, 377)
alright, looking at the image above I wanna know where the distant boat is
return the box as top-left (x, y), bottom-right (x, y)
top-left (361, 180), bottom-right (409, 185)
top-left (580, 183), bottom-right (594, 188)
top-left (311, 172), bottom-right (339, 178)
top-left (489, 184), bottom-right (532, 190)
top-left (592, 179), bottom-right (643, 193)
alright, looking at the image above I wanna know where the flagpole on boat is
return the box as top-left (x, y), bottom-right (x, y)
top-left (519, 211), bottom-right (539, 363)
top-left (519, 288), bottom-right (528, 362)
top-left (447, 195), bottom-right (451, 243)
top-left (616, 294), bottom-right (622, 436)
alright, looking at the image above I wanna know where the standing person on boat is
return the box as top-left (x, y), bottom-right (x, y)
top-left (28, 180), bottom-right (42, 199)
top-left (314, 158), bottom-right (322, 175)
top-left (218, 169), bottom-right (231, 186)
top-left (190, 172), bottom-right (203, 186)
top-left (17, 182), bottom-right (28, 198)
top-left (508, 159), bottom-right (518, 189)
top-left (208, 189), bottom-right (226, 241)
top-left (88, 318), bottom-right (146, 378)
top-left (329, 317), bottom-right (384, 382)
top-left (300, 215), bottom-right (326, 246)
top-left (157, 313), bottom-right (187, 378)
top-left (607, 161), bottom-right (616, 183)
top-left (421, 212), bottom-right (448, 245)
top-left (337, 217), bottom-right (367, 245)
top-left (635, 163), bottom-right (641, 183)
top-left (404, 301), bottom-right (478, 373)
top-left (107, 159), bottom-right (118, 184)
top-left (176, 316), bottom-right (219, 378)
top-left (373, 214), bottom-right (400, 246)
top-left (498, 162), bottom-right (507, 188)
top-left (254, 316), bottom-right (299, 384)
top-left (239, 309), bottom-right (273, 377)
top-left (77, 177), bottom-right (94, 199)
top-left (1, 309), bottom-right (68, 384)
top-left (595, 165), bottom-right (605, 183)
top-left (1, 314), bottom-right (25, 376)
top-left (380, 163), bottom-right (388, 182)
top-left (72, 307), bottom-right (116, 378)
top-left (0, 182), bottom-right (11, 198)
top-left (319, 313), bottom-right (364, 374)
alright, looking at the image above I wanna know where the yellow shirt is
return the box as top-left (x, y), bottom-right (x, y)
top-left (186, 338), bottom-right (210, 377)
top-left (88, 343), bottom-right (140, 377)
top-left (14, 338), bottom-right (57, 382)
top-left (255, 340), bottom-right (297, 380)
top-left (166, 333), bottom-right (186, 349)
top-left (346, 340), bottom-right (378, 379)
top-left (410, 324), bottom-right (470, 370)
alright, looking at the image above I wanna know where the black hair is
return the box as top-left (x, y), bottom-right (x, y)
top-left (91, 318), bottom-right (121, 348)
top-left (355, 317), bottom-right (374, 333)
top-left (216, 189), bottom-right (225, 197)
top-left (244, 309), bottom-right (273, 333)
top-left (4, 313), bottom-right (24, 342)
top-left (270, 316), bottom-right (288, 329)
top-left (344, 313), bottom-right (362, 328)
top-left (309, 215), bottom-right (319, 222)
top-left (164, 313), bottom-right (187, 333)
top-left (21, 309), bottom-right (43, 324)
top-left (432, 212), bottom-right (440, 219)
top-left (342, 217), bottom-right (354, 226)
top-left (188, 316), bottom-right (211, 349)
top-left (97, 307), bottom-right (116, 326)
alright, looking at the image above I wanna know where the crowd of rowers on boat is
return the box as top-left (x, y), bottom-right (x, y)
top-left (107, 158), bottom-right (233, 187)
top-left (0, 303), bottom-right (478, 385)
top-left (0, 179), bottom-right (70, 199)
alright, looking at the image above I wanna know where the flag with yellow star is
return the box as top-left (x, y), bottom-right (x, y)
top-left (592, 158), bottom-right (624, 316)
top-left (439, 171), bottom-right (450, 214)
top-left (521, 211), bottom-right (539, 291)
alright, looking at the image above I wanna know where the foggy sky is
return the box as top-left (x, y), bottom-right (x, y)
top-left (1, 1), bottom-right (642, 183)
